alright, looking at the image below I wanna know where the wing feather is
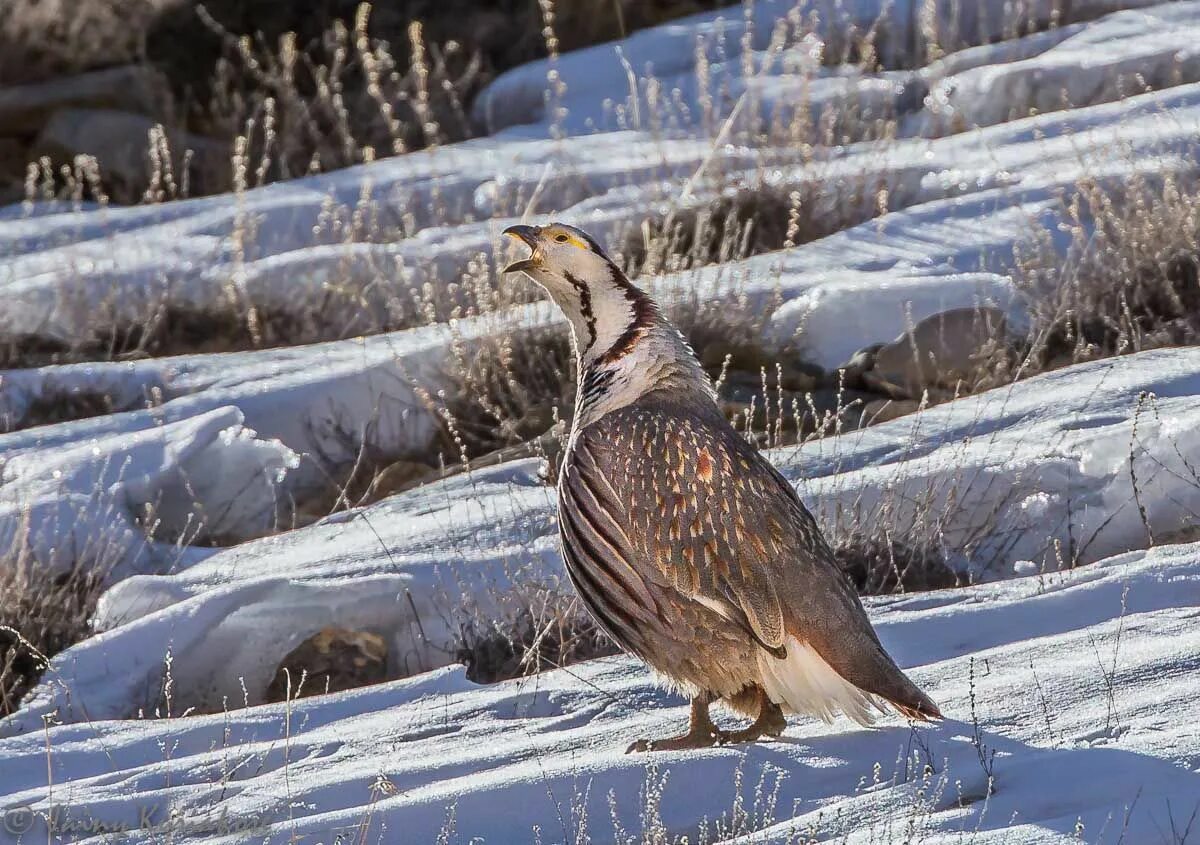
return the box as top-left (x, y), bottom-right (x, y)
top-left (566, 396), bottom-right (940, 719)
top-left (573, 406), bottom-right (793, 656)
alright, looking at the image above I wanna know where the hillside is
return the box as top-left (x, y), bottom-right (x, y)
top-left (2, 1), bottom-right (1200, 842)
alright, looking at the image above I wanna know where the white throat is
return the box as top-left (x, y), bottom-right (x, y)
top-left (567, 274), bottom-right (642, 369)
top-left (522, 259), bottom-right (714, 429)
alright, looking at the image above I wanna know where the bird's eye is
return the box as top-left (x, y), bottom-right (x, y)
top-left (554, 233), bottom-right (570, 243)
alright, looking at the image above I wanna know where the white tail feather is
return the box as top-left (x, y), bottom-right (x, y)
top-left (757, 636), bottom-right (882, 726)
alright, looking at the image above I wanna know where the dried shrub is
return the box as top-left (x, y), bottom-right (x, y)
top-left (1011, 172), bottom-right (1200, 378)
top-left (624, 180), bottom-right (884, 278)
top-left (296, 393), bottom-right (441, 523)
top-left (3, 388), bottom-right (118, 434)
top-left (149, 0), bottom-right (723, 140)
top-left (834, 534), bottom-right (961, 595)
top-left (0, 562), bottom-right (106, 716)
top-left (456, 593), bottom-right (616, 684)
top-left (436, 325), bottom-right (576, 460)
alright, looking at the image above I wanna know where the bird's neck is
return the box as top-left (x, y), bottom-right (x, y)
top-left (561, 276), bottom-right (714, 430)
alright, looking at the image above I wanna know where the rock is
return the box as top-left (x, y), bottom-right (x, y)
top-left (266, 627), bottom-right (389, 703)
top-left (837, 342), bottom-right (883, 389)
top-left (0, 66), bottom-right (172, 136)
top-left (0, 184), bottom-right (22, 208)
top-left (861, 398), bottom-right (922, 425)
top-left (365, 460), bottom-right (438, 502)
top-left (32, 109), bottom-right (229, 198)
top-left (0, 138), bottom-right (26, 178)
top-left (869, 307), bottom-right (1008, 398)
top-left (860, 368), bottom-right (922, 400)
top-left (0, 139), bottom-right (26, 206)
top-left (697, 340), bottom-right (787, 375)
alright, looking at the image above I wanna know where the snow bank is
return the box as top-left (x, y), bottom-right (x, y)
top-left (474, 0), bottom-right (1167, 136)
top-left (4, 457), bottom-right (559, 731)
top-left (0, 3), bottom-right (1193, 364)
top-left (0, 302), bottom-right (568, 580)
top-left (794, 348), bottom-right (1200, 574)
top-left (0, 133), bottom-right (734, 349)
top-left (2, 540), bottom-right (1198, 843)
top-left (0, 407), bottom-right (296, 581)
top-left (913, 2), bottom-right (1200, 135)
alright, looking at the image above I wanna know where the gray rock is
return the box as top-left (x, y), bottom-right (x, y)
top-left (33, 108), bottom-right (229, 197)
top-left (867, 306), bottom-right (1008, 398)
top-left (0, 66), bottom-right (172, 136)
top-left (862, 398), bottom-right (922, 425)
top-left (837, 342), bottom-right (883, 389)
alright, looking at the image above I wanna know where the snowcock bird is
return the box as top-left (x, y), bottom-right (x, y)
top-left (502, 222), bottom-right (942, 752)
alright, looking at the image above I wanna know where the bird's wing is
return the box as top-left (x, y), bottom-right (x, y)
top-left (570, 402), bottom-right (810, 654)
top-left (572, 399), bottom-right (941, 719)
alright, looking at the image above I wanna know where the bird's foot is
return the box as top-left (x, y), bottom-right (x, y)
top-left (715, 697), bottom-right (787, 745)
top-left (715, 724), bottom-right (777, 745)
top-left (626, 727), bottom-right (724, 754)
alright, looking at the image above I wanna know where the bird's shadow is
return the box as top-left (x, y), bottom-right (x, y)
top-left (701, 717), bottom-right (1200, 843)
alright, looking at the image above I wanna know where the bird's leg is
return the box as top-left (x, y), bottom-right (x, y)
top-left (719, 688), bottom-right (787, 745)
top-left (627, 694), bottom-right (723, 753)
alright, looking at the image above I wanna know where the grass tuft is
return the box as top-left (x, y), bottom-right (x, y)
top-left (0, 561), bottom-right (105, 716)
top-left (456, 593), bottom-right (617, 684)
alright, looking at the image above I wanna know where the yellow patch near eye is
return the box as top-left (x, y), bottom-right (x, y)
top-left (551, 231), bottom-right (587, 250)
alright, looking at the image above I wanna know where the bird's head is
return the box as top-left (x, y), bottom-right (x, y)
top-left (502, 222), bottom-right (614, 292)
top-left (502, 222), bottom-right (658, 363)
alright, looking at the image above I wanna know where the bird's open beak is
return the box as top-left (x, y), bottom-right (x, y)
top-left (502, 224), bottom-right (541, 274)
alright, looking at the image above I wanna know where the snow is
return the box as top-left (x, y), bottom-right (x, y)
top-left (7, 347), bottom-right (1200, 744)
top-left (0, 407), bottom-right (297, 581)
top-left (912, 2), bottom-right (1200, 135)
top-left (2, 541), bottom-right (1200, 843)
top-left (474, 0), bottom-right (1171, 138)
top-left (3, 4), bottom-right (1198, 364)
top-left (794, 348), bottom-right (1200, 573)
top-left (2, 1), bottom-right (1200, 840)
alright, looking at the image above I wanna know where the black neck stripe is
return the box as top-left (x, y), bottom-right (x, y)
top-left (563, 271), bottom-right (597, 352)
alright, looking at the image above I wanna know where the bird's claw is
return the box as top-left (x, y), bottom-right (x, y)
top-left (625, 729), bottom-right (727, 753)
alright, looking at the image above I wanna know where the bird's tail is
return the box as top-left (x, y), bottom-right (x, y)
top-left (757, 636), bottom-right (880, 725)
top-left (757, 635), bottom-right (942, 725)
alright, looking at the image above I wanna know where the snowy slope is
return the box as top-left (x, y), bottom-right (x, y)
top-left (3, 2), bottom-right (1200, 841)
top-left (1, 2), bottom-right (1197, 360)
top-left (6, 72), bottom-right (1200, 582)
top-left (7, 347), bottom-right (1200, 741)
top-left (2, 542), bottom-right (1199, 843)
top-left (474, 0), bottom-right (1172, 136)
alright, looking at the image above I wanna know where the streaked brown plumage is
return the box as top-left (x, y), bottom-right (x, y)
top-left (503, 221), bottom-right (941, 751)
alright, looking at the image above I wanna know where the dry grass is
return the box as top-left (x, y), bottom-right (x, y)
top-left (1012, 171), bottom-right (1200, 377)
top-left (622, 176), bottom-right (887, 279)
top-left (0, 560), bottom-right (106, 716)
top-left (1, 0), bottom-right (723, 200)
top-left (436, 325), bottom-right (577, 460)
top-left (456, 592), bottom-right (617, 684)
top-left (0, 305), bottom-right (316, 370)
top-left (1, 385), bottom-right (121, 434)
